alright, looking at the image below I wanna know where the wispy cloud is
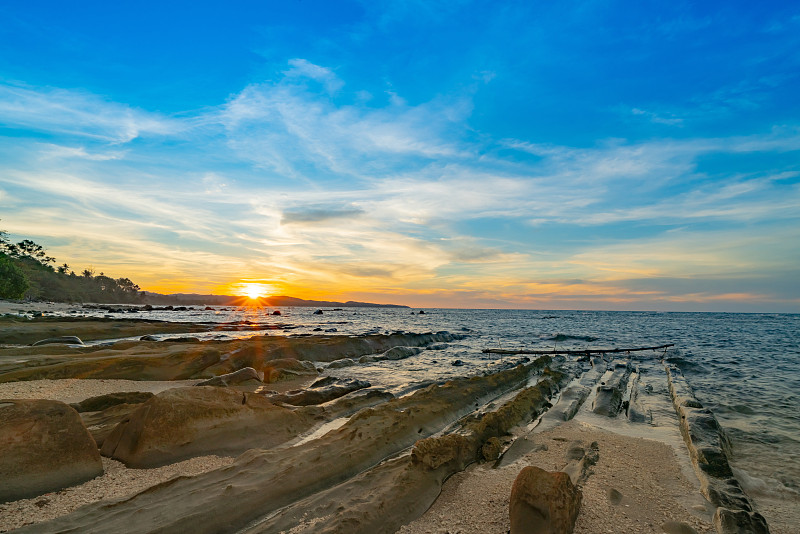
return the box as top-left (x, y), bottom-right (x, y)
top-left (0, 83), bottom-right (182, 143)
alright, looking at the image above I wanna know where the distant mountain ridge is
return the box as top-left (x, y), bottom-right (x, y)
top-left (142, 292), bottom-right (408, 308)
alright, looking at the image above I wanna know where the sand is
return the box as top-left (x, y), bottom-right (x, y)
top-left (0, 455), bottom-right (234, 533)
top-left (399, 420), bottom-right (713, 534)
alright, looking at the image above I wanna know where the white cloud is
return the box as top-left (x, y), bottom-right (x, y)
top-left (284, 58), bottom-right (344, 93)
top-left (0, 83), bottom-right (182, 143)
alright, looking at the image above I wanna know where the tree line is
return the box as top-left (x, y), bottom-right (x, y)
top-left (0, 226), bottom-right (144, 303)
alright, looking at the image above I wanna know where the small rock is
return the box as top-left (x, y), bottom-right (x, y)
top-left (313, 310), bottom-right (323, 315)
top-left (607, 488), bottom-right (623, 505)
top-left (451, 359), bottom-right (464, 366)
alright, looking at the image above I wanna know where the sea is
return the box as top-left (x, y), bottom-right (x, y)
top-left (33, 306), bottom-right (800, 527)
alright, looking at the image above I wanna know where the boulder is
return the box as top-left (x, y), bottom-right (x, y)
top-left (509, 466), bottom-right (582, 534)
top-left (327, 358), bottom-right (356, 369)
top-left (100, 386), bottom-right (321, 467)
top-left (0, 399), bottom-right (103, 502)
top-left (31, 335), bottom-right (83, 346)
top-left (195, 367), bottom-right (263, 387)
top-left (272, 310), bottom-right (281, 316)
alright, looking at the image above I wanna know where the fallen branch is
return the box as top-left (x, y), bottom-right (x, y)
top-left (482, 343), bottom-right (674, 356)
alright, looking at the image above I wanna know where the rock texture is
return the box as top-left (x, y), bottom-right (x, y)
top-left (591, 360), bottom-right (631, 417)
top-left (18, 359), bottom-right (549, 533)
top-left (509, 466), bottom-right (582, 534)
top-left (0, 332), bottom-right (461, 383)
top-left (195, 367), bottom-right (262, 387)
top-left (0, 399), bottom-right (103, 502)
top-left (666, 365), bottom-right (770, 534)
top-left (267, 379), bottom-right (371, 406)
top-left (70, 392), bottom-right (154, 412)
top-left (100, 386), bottom-right (322, 467)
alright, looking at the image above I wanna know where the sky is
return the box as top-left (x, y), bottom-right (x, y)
top-left (0, 1), bottom-right (798, 311)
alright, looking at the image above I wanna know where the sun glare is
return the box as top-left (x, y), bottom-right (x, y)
top-left (242, 283), bottom-right (269, 300)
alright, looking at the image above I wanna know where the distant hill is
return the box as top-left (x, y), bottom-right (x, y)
top-left (142, 292), bottom-right (408, 308)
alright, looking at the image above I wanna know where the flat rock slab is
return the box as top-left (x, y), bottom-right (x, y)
top-left (0, 399), bottom-right (103, 502)
top-left (100, 386), bottom-right (322, 467)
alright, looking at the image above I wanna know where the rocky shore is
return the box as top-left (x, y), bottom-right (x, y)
top-left (0, 307), bottom-right (777, 533)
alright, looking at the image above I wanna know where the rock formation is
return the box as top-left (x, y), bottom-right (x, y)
top-left (0, 399), bottom-right (103, 502)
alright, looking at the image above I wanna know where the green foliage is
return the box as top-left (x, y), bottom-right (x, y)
top-left (0, 254), bottom-right (30, 299)
top-left (0, 223), bottom-right (143, 303)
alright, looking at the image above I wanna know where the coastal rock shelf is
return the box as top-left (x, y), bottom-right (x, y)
top-left (13, 357), bottom-right (554, 533)
top-left (666, 365), bottom-right (770, 534)
top-left (0, 314), bottom-right (779, 534)
top-left (0, 331), bottom-right (462, 383)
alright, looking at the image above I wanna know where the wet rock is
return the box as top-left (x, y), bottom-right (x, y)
top-left (100, 386), bottom-right (321, 467)
top-left (451, 359), bottom-right (464, 366)
top-left (313, 309), bottom-right (323, 315)
top-left (418, 310), bottom-right (425, 314)
top-left (0, 399), bottom-right (103, 502)
top-left (272, 310), bottom-right (281, 316)
top-left (380, 346), bottom-right (422, 360)
top-left (204, 306), bottom-right (214, 310)
top-left (268, 379), bottom-right (371, 406)
top-left (31, 335), bottom-right (83, 346)
top-left (666, 365), bottom-right (770, 532)
top-left (509, 466), bottom-right (582, 534)
top-left (140, 335), bottom-right (159, 341)
top-left (70, 392), bottom-right (154, 413)
top-left (196, 367), bottom-right (263, 387)
top-left (713, 507), bottom-right (770, 534)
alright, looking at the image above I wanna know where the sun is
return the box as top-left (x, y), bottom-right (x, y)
top-left (242, 283), bottom-right (269, 300)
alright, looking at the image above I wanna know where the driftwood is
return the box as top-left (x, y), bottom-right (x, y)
top-left (482, 343), bottom-right (674, 356)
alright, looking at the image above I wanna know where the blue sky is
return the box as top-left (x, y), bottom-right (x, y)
top-left (1, 1), bottom-right (798, 310)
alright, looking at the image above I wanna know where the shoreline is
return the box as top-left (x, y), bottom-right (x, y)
top-left (0, 308), bottom-right (787, 533)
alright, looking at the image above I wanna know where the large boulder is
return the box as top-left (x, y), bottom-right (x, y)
top-left (100, 386), bottom-right (322, 467)
top-left (509, 466), bottom-right (582, 534)
top-left (0, 399), bottom-right (103, 502)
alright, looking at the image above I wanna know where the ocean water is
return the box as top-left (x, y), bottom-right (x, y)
top-left (30, 306), bottom-right (800, 520)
